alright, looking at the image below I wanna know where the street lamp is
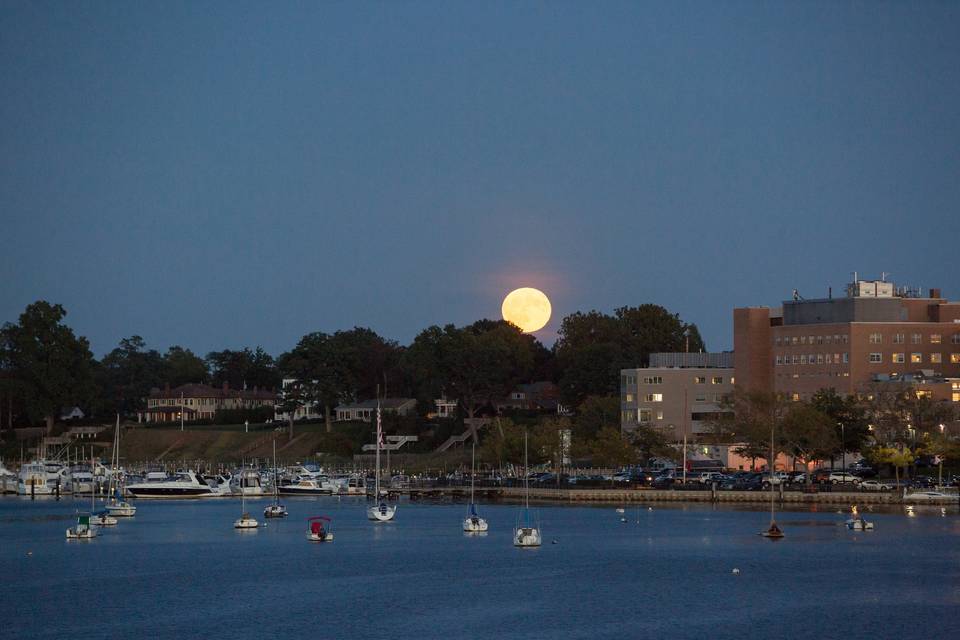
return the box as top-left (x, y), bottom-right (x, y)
top-left (839, 422), bottom-right (845, 471)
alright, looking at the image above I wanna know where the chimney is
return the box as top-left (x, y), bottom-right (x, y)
top-left (930, 288), bottom-right (941, 299)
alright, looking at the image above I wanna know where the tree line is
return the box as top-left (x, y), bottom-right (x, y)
top-left (0, 300), bottom-right (704, 435)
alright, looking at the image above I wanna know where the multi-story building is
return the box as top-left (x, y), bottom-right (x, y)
top-left (735, 277), bottom-right (960, 400)
top-left (620, 352), bottom-right (735, 440)
top-left (142, 383), bottom-right (276, 423)
top-left (335, 398), bottom-right (417, 422)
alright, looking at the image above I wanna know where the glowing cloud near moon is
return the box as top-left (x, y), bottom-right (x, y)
top-left (501, 287), bottom-right (552, 333)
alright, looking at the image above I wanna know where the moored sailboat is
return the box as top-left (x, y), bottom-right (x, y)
top-left (367, 398), bottom-right (396, 522)
top-left (513, 431), bottom-right (541, 547)
top-left (264, 440), bottom-right (287, 519)
top-left (463, 439), bottom-right (488, 533)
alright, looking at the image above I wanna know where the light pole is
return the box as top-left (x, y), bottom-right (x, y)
top-left (839, 422), bottom-right (845, 471)
top-left (938, 423), bottom-right (945, 487)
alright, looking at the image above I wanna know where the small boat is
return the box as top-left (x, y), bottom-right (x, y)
top-left (367, 398), bottom-right (396, 522)
top-left (615, 508), bottom-right (625, 514)
top-left (66, 513), bottom-right (97, 539)
top-left (90, 509), bottom-right (118, 527)
top-left (759, 428), bottom-right (783, 539)
top-left (105, 497), bottom-right (137, 517)
top-left (233, 464), bottom-right (259, 529)
top-left (845, 505), bottom-right (874, 531)
top-left (514, 431), bottom-right (541, 547)
top-left (306, 516), bottom-right (334, 542)
top-left (264, 441), bottom-right (287, 519)
top-left (463, 440), bottom-right (488, 533)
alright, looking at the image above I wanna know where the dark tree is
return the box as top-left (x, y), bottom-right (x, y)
top-left (163, 346), bottom-right (209, 387)
top-left (207, 347), bottom-right (279, 390)
top-left (1, 301), bottom-right (96, 432)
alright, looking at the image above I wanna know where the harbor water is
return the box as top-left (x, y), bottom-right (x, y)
top-left (2, 496), bottom-right (959, 639)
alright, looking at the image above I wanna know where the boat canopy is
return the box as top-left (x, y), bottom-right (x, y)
top-left (307, 516), bottom-right (332, 522)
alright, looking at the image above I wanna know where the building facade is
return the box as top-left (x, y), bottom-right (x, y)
top-left (335, 398), bottom-right (416, 422)
top-left (734, 278), bottom-right (960, 401)
top-left (620, 352), bottom-right (735, 440)
top-left (143, 383), bottom-right (276, 423)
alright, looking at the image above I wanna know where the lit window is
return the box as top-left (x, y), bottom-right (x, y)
top-left (712, 376), bottom-right (723, 384)
top-left (869, 353), bottom-right (882, 363)
top-left (791, 393), bottom-right (800, 401)
top-left (911, 353), bottom-right (922, 363)
top-left (892, 353), bottom-right (904, 363)
top-left (931, 334), bottom-right (941, 344)
top-left (952, 354), bottom-right (960, 364)
top-left (953, 393), bottom-right (960, 402)
top-left (639, 409), bottom-right (652, 423)
top-left (931, 353), bottom-right (942, 364)
top-left (625, 394), bottom-right (634, 402)
top-left (695, 376), bottom-right (705, 384)
top-left (730, 377), bottom-right (735, 384)
top-left (911, 333), bottom-right (922, 345)
top-left (656, 411), bottom-right (663, 420)
top-left (644, 393), bottom-right (663, 402)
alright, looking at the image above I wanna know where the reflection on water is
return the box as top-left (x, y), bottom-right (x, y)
top-left (1, 496), bottom-right (959, 639)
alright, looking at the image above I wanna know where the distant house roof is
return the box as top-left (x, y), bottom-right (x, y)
top-left (149, 383), bottom-right (275, 401)
top-left (335, 398), bottom-right (415, 411)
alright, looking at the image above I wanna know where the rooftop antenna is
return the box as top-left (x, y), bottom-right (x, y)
top-left (881, 272), bottom-right (890, 282)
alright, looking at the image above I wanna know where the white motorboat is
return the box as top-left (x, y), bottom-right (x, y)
top-left (232, 468), bottom-right (265, 496)
top-left (367, 399), bottom-right (396, 522)
top-left (513, 431), bottom-right (540, 547)
top-left (904, 491), bottom-right (951, 502)
top-left (66, 513), bottom-right (97, 539)
top-left (278, 476), bottom-right (334, 495)
top-left (306, 516), bottom-right (334, 542)
top-left (126, 470), bottom-right (217, 498)
top-left (463, 439), bottom-right (488, 533)
top-left (18, 461), bottom-right (53, 496)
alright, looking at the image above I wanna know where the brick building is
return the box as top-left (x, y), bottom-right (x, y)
top-left (734, 277), bottom-right (960, 401)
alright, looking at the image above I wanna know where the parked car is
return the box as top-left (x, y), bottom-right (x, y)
top-left (858, 480), bottom-right (892, 491)
top-left (694, 471), bottom-right (726, 485)
top-left (788, 472), bottom-right (808, 484)
top-left (827, 472), bottom-right (861, 485)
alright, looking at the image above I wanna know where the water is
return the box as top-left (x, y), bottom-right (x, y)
top-left (2, 496), bottom-right (959, 639)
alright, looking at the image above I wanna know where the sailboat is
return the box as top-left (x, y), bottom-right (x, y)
top-left (367, 398), bottom-right (396, 522)
top-left (105, 414), bottom-right (136, 517)
top-left (263, 440), bottom-right (288, 518)
top-left (463, 438), bottom-right (488, 533)
top-left (513, 431), bottom-right (541, 547)
top-left (67, 455), bottom-right (99, 539)
top-left (761, 426), bottom-right (784, 539)
top-left (234, 459), bottom-right (259, 529)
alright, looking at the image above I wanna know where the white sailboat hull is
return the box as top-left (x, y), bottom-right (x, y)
top-left (367, 504), bottom-right (397, 521)
top-left (463, 516), bottom-right (488, 532)
top-left (513, 527), bottom-right (541, 547)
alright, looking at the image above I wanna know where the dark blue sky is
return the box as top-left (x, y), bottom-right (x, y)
top-left (2, 2), bottom-right (958, 357)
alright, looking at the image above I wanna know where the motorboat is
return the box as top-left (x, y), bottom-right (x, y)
top-left (279, 476), bottom-right (334, 495)
top-left (66, 513), bottom-right (97, 539)
top-left (306, 516), bottom-right (334, 542)
top-left (126, 471), bottom-right (217, 498)
top-left (18, 461), bottom-right (53, 496)
top-left (232, 468), bottom-right (265, 496)
top-left (202, 473), bottom-right (234, 496)
top-left (514, 525), bottom-right (542, 547)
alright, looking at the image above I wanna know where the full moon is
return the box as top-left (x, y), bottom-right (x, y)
top-left (501, 287), bottom-right (552, 333)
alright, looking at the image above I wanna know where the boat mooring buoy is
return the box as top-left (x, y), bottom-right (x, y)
top-left (732, 568), bottom-right (740, 575)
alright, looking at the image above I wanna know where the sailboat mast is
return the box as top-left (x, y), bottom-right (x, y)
top-left (524, 431), bottom-right (529, 511)
top-left (273, 439), bottom-right (279, 505)
top-left (470, 438), bottom-right (476, 505)
top-left (769, 424), bottom-right (775, 524)
top-left (374, 397), bottom-right (381, 498)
